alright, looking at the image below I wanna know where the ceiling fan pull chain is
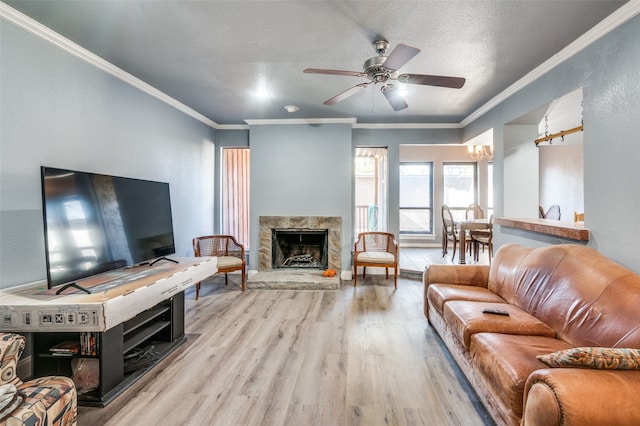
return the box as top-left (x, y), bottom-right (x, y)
top-left (371, 84), bottom-right (375, 114)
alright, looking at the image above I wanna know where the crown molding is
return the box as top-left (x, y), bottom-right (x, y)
top-left (460, 0), bottom-right (640, 127)
top-left (244, 118), bottom-right (357, 126)
top-left (216, 124), bottom-right (250, 130)
top-left (353, 122), bottom-right (461, 129)
top-left (0, 2), bottom-right (221, 130)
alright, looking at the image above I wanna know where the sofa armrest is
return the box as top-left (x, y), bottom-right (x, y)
top-left (0, 333), bottom-right (26, 386)
top-left (423, 264), bottom-right (490, 287)
top-left (523, 368), bottom-right (640, 426)
top-left (423, 265), bottom-right (490, 319)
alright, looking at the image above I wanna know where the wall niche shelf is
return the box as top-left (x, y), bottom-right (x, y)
top-left (495, 217), bottom-right (589, 241)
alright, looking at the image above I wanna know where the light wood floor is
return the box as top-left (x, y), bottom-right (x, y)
top-left (78, 271), bottom-right (494, 425)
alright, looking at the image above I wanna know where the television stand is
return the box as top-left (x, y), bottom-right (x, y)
top-left (31, 293), bottom-right (185, 406)
top-left (0, 257), bottom-right (218, 407)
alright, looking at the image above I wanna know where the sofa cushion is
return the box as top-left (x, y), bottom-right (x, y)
top-left (537, 347), bottom-right (640, 370)
top-left (443, 301), bottom-right (556, 349)
top-left (356, 251), bottom-right (395, 263)
top-left (470, 333), bottom-right (573, 418)
top-left (427, 284), bottom-right (506, 316)
top-left (217, 256), bottom-right (244, 269)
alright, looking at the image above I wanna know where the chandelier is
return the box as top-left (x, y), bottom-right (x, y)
top-left (467, 144), bottom-right (493, 161)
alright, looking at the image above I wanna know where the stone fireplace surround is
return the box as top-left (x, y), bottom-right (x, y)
top-left (247, 216), bottom-right (342, 290)
top-left (258, 215), bottom-right (341, 271)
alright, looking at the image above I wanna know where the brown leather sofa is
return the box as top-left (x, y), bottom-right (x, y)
top-left (423, 243), bottom-right (640, 426)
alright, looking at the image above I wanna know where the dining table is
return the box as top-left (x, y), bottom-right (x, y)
top-left (456, 218), bottom-right (491, 264)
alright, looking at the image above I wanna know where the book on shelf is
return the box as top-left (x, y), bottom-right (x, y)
top-left (49, 340), bottom-right (80, 355)
top-left (80, 332), bottom-right (99, 356)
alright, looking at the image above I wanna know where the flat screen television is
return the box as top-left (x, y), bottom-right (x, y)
top-left (41, 166), bottom-right (176, 289)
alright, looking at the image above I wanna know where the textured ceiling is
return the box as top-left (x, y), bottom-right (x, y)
top-left (3, 1), bottom-right (629, 126)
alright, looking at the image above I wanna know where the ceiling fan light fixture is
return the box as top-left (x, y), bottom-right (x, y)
top-left (284, 105), bottom-right (299, 113)
top-left (304, 39), bottom-right (466, 111)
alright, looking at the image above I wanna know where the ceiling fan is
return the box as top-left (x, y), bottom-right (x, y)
top-left (304, 40), bottom-right (466, 111)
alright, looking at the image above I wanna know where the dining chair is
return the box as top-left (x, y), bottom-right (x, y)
top-left (471, 215), bottom-right (494, 264)
top-left (353, 231), bottom-right (398, 288)
top-left (545, 204), bottom-right (561, 220)
top-left (442, 205), bottom-right (472, 262)
top-left (192, 235), bottom-right (246, 298)
top-left (465, 203), bottom-right (484, 220)
top-left (463, 204), bottom-right (482, 256)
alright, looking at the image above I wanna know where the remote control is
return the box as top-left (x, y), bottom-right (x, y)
top-left (483, 308), bottom-right (510, 316)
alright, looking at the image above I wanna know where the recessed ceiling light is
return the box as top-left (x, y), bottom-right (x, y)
top-left (284, 105), bottom-right (299, 113)
top-left (255, 89), bottom-right (270, 98)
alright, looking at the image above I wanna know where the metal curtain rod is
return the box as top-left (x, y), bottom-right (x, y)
top-left (534, 125), bottom-right (584, 146)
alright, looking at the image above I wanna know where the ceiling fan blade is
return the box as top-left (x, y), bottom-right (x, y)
top-left (381, 85), bottom-right (408, 111)
top-left (401, 73), bottom-right (466, 89)
top-left (304, 68), bottom-right (367, 77)
top-left (324, 82), bottom-right (370, 105)
top-left (383, 43), bottom-right (420, 71)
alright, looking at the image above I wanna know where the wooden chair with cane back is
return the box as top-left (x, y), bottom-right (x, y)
top-left (192, 235), bottom-right (246, 298)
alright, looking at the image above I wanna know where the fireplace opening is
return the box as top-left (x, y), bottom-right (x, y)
top-left (272, 229), bottom-right (328, 269)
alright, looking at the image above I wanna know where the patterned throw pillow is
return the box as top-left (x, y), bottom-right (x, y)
top-left (537, 347), bottom-right (640, 369)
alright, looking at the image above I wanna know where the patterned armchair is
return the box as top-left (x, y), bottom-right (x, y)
top-left (0, 333), bottom-right (77, 426)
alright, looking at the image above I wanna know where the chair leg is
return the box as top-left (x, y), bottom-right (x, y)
top-left (195, 282), bottom-right (201, 300)
top-left (363, 266), bottom-right (367, 278)
top-left (241, 267), bottom-right (246, 291)
top-left (385, 267), bottom-right (389, 279)
top-left (354, 264), bottom-right (358, 287)
top-left (225, 273), bottom-right (228, 286)
top-left (442, 231), bottom-right (448, 257)
top-left (451, 238), bottom-right (457, 263)
top-left (394, 265), bottom-right (398, 289)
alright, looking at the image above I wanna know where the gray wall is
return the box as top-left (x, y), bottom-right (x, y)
top-left (1, 20), bottom-right (216, 289)
top-left (248, 124), bottom-right (352, 271)
top-left (463, 14), bottom-right (640, 271)
top-left (539, 144), bottom-right (584, 219)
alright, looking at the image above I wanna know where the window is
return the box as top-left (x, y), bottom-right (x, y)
top-left (222, 148), bottom-right (250, 247)
top-left (443, 163), bottom-right (477, 222)
top-left (354, 147), bottom-right (388, 238)
top-left (399, 162), bottom-right (433, 234)
top-left (487, 162), bottom-right (493, 218)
